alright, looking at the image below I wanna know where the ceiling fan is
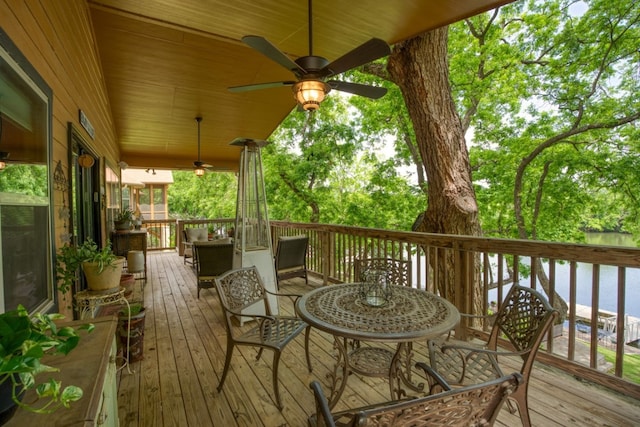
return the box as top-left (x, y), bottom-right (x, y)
top-left (193, 116), bottom-right (212, 176)
top-left (0, 114), bottom-right (10, 170)
top-left (228, 0), bottom-right (391, 111)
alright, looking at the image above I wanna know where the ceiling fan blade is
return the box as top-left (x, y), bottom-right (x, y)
top-left (242, 35), bottom-right (306, 74)
top-left (323, 38), bottom-right (390, 77)
top-left (228, 81), bottom-right (296, 93)
top-left (328, 80), bottom-right (387, 99)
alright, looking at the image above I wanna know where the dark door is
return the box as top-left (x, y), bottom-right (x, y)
top-left (69, 124), bottom-right (101, 248)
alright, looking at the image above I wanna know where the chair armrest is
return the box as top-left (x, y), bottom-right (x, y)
top-left (309, 381), bottom-right (336, 427)
top-left (264, 288), bottom-right (303, 304)
top-left (415, 362), bottom-right (452, 394)
top-left (225, 308), bottom-right (276, 325)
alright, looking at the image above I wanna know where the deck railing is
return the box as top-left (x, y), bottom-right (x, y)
top-left (144, 218), bottom-right (640, 400)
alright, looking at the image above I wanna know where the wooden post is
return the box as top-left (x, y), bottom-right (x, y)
top-left (177, 220), bottom-right (185, 256)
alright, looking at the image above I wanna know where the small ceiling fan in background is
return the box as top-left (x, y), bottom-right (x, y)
top-left (0, 114), bottom-right (10, 170)
top-left (229, 0), bottom-right (391, 111)
top-left (193, 116), bottom-right (212, 176)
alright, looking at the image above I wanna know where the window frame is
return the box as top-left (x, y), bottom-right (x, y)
top-left (0, 28), bottom-right (55, 314)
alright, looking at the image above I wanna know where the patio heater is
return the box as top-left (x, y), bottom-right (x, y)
top-left (231, 138), bottom-right (279, 317)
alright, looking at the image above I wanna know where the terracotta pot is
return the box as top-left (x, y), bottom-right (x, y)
top-left (120, 273), bottom-right (135, 297)
top-left (82, 257), bottom-right (125, 292)
top-left (118, 308), bottom-right (146, 362)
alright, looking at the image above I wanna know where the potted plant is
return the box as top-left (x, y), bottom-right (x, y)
top-left (113, 209), bottom-right (134, 231)
top-left (0, 305), bottom-right (94, 422)
top-left (56, 239), bottom-right (125, 294)
top-left (117, 303), bottom-right (145, 363)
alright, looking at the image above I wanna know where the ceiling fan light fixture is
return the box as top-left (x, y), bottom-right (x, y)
top-left (194, 167), bottom-right (205, 177)
top-left (293, 80), bottom-right (330, 111)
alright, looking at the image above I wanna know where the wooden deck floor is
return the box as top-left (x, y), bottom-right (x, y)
top-left (116, 251), bottom-right (640, 426)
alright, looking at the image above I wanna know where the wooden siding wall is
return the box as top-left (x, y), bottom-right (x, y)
top-left (1, 0), bottom-right (120, 316)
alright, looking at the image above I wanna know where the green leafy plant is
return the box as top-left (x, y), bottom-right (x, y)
top-left (56, 239), bottom-right (118, 294)
top-left (119, 303), bottom-right (144, 317)
top-left (0, 305), bottom-right (94, 413)
top-left (115, 209), bottom-right (134, 222)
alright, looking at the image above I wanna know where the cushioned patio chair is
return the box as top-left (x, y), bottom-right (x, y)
top-left (183, 227), bottom-right (208, 266)
top-left (213, 266), bottom-right (312, 410)
top-left (194, 241), bottom-right (234, 299)
top-left (274, 235), bottom-right (309, 287)
top-left (309, 362), bottom-right (523, 427)
top-left (427, 285), bottom-right (558, 427)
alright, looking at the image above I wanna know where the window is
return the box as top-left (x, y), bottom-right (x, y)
top-left (0, 30), bottom-right (53, 313)
top-left (152, 187), bottom-right (167, 219)
top-left (132, 185), bottom-right (167, 220)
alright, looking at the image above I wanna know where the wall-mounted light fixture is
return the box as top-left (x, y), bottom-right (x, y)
top-left (77, 153), bottom-right (95, 168)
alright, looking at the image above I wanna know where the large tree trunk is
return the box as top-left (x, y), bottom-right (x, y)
top-left (388, 28), bottom-right (483, 314)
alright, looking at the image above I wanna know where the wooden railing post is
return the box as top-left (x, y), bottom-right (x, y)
top-left (320, 229), bottom-right (331, 285)
top-left (176, 220), bottom-right (185, 256)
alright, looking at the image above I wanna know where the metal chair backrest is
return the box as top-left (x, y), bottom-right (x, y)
top-left (489, 285), bottom-right (558, 367)
top-left (310, 372), bottom-right (523, 427)
top-left (214, 266), bottom-right (271, 323)
top-left (354, 257), bottom-right (412, 287)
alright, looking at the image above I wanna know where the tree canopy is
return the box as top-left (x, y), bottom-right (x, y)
top-left (169, 0), bottom-right (640, 252)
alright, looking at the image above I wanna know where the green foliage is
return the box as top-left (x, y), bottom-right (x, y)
top-left (456, 0), bottom-right (640, 243)
top-left (263, 95), bottom-right (423, 229)
top-left (164, 0), bottom-right (640, 245)
top-left (0, 305), bottom-right (94, 413)
top-left (597, 346), bottom-right (640, 384)
top-left (0, 165), bottom-right (48, 197)
top-left (168, 171), bottom-right (237, 219)
top-left (119, 303), bottom-right (143, 317)
top-left (56, 239), bottom-right (118, 294)
top-left (115, 209), bottom-right (134, 222)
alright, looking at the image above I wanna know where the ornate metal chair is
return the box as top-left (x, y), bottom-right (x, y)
top-left (427, 285), bottom-right (558, 427)
top-left (274, 235), bottom-right (309, 288)
top-left (353, 257), bottom-right (412, 288)
top-left (193, 241), bottom-right (234, 299)
top-left (309, 363), bottom-right (523, 427)
top-left (349, 257), bottom-right (413, 377)
top-left (213, 266), bottom-right (312, 410)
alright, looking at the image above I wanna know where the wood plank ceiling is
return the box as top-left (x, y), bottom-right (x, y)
top-left (88, 0), bottom-right (515, 171)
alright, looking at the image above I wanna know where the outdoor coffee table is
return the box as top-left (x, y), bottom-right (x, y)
top-left (296, 283), bottom-right (459, 408)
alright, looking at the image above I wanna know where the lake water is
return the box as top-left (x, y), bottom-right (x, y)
top-left (488, 232), bottom-right (640, 318)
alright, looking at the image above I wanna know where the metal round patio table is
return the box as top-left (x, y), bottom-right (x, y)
top-left (296, 283), bottom-right (459, 408)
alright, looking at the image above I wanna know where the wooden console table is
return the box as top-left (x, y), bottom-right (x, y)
top-left (5, 317), bottom-right (119, 426)
top-left (110, 229), bottom-right (147, 280)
